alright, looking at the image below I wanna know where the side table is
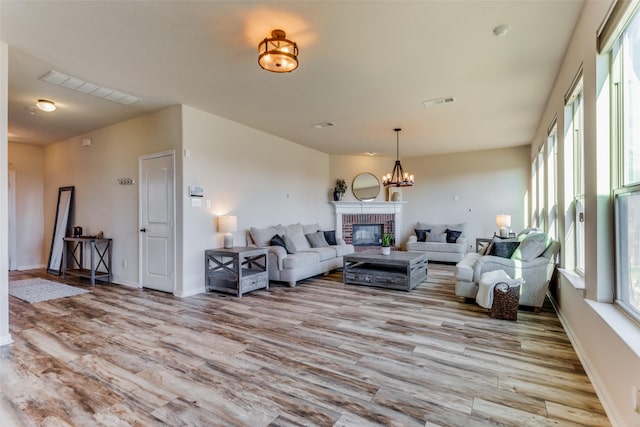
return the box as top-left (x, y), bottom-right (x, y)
top-left (204, 247), bottom-right (269, 297)
top-left (62, 237), bottom-right (112, 285)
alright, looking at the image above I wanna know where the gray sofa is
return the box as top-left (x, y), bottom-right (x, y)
top-left (247, 223), bottom-right (354, 287)
top-left (406, 222), bottom-right (467, 263)
top-left (455, 230), bottom-right (560, 310)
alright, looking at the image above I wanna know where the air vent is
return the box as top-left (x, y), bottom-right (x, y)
top-left (423, 97), bottom-right (455, 108)
top-left (311, 121), bottom-right (336, 129)
top-left (40, 71), bottom-right (141, 105)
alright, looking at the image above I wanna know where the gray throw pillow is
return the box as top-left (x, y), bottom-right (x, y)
top-left (415, 229), bottom-right (430, 242)
top-left (306, 231), bottom-right (329, 248)
top-left (283, 223), bottom-right (311, 250)
top-left (283, 234), bottom-right (297, 254)
top-left (323, 230), bottom-right (337, 245)
top-left (250, 226), bottom-right (280, 247)
top-left (511, 232), bottom-right (551, 261)
top-left (427, 232), bottom-right (447, 243)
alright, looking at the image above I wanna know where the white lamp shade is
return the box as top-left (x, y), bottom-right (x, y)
top-left (218, 215), bottom-right (238, 233)
top-left (495, 214), bottom-right (511, 228)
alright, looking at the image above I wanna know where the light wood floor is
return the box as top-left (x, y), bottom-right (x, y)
top-left (1, 265), bottom-right (610, 426)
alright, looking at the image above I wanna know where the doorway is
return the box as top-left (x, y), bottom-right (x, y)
top-left (138, 151), bottom-right (175, 293)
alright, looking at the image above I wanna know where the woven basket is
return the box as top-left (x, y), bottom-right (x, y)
top-left (489, 282), bottom-right (520, 320)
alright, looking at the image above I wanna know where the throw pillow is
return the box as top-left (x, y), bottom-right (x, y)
top-left (414, 228), bottom-right (431, 242)
top-left (323, 230), bottom-right (337, 246)
top-left (250, 226), bottom-right (280, 248)
top-left (306, 231), bottom-right (329, 248)
top-left (489, 238), bottom-right (520, 258)
top-left (303, 223), bottom-right (322, 235)
top-left (427, 232), bottom-right (447, 243)
top-left (511, 232), bottom-right (551, 261)
top-left (283, 223), bottom-right (311, 250)
top-left (270, 234), bottom-right (286, 249)
top-left (445, 229), bottom-right (462, 243)
top-left (283, 234), bottom-right (298, 254)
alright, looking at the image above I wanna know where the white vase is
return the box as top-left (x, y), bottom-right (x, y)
top-left (381, 246), bottom-right (391, 255)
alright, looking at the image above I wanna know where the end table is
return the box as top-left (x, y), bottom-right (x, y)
top-left (204, 247), bottom-right (269, 297)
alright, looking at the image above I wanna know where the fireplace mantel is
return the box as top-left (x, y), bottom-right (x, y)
top-left (331, 201), bottom-right (405, 244)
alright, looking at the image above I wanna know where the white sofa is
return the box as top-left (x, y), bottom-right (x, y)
top-left (247, 223), bottom-right (354, 287)
top-left (406, 222), bottom-right (467, 263)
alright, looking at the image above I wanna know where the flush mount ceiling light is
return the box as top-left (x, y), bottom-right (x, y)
top-left (258, 29), bottom-right (299, 73)
top-left (36, 99), bottom-right (56, 112)
top-left (382, 128), bottom-right (414, 187)
top-left (493, 24), bottom-right (509, 37)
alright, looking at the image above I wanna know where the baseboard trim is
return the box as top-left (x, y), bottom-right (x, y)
top-left (549, 294), bottom-right (623, 427)
top-left (16, 264), bottom-right (45, 271)
top-left (174, 287), bottom-right (205, 298)
top-left (0, 333), bottom-right (13, 347)
top-left (111, 278), bottom-right (139, 288)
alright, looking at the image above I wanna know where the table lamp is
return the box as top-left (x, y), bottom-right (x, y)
top-left (218, 215), bottom-right (238, 249)
top-left (496, 214), bottom-right (511, 238)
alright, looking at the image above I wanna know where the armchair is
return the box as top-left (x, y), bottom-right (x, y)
top-left (455, 232), bottom-right (559, 310)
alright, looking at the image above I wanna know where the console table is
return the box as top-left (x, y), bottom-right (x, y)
top-left (343, 251), bottom-right (428, 291)
top-left (205, 247), bottom-right (269, 297)
top-left (62, 237), bottom-right (112, 285)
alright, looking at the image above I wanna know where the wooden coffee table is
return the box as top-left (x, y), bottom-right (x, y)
top-left (343, 251), bottom-right (428, 291)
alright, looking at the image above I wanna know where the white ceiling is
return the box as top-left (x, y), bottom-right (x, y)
top-left (1, 0), bottom-right (585, 157)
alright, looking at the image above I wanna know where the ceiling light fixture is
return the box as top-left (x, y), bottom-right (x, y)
top-left (258, 29), bottom-right (299, 73)
top-left (382, 128), bottom-right (414, 187)
top-left (36, 99), bottom-right (56, 112)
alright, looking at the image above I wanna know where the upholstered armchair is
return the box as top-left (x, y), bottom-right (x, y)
top-left (455, 232), bottom-right (560, 310)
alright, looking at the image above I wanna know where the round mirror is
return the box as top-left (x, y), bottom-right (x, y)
top-left (352, 172), bottom-right (381, 201)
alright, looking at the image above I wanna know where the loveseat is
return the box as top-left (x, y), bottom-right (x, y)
top-left (455, 230), bottom-right (560, 310)
top-left (406, 222), bottom-right (467, 263)
top-left (247, 223), bottom-right (354, 287)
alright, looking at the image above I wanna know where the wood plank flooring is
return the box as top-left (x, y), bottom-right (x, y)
top-left (1, 265), bottom-right (610, 426)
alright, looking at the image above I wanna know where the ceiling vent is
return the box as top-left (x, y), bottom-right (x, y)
top-left (423, 97), bottom-right (455, 108)
top-left (311, 121), bottom-right (336, 129)
top-left (40, 71), bottom-right (141, 105)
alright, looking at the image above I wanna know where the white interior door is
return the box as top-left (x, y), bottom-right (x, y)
top-left (139, 152), bottom-right (175, 292)
top-left (8, 171), bottom-right (15, 270)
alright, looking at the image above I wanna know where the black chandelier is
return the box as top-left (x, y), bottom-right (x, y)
top-left (382, 128), bottom-right (414, 187)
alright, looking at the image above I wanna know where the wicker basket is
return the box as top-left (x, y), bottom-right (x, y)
top-left (489, 282), bottom-right (520, 320)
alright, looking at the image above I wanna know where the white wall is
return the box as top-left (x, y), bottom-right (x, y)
top-left (529, 1), bottom-right (640, 425)
top-left (180, 105), bottom-right (331, 297)
top-left (8, 143), bottom-right (45, 269)
top-left (331, 146), bottom-right (530, 250)
top-left (44, 106), bottom-right (182, 286)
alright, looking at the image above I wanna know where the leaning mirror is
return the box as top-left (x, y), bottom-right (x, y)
top-left (352, 172), bottom-right (380, 201)
top-left (47, 186), bottom-right (74, 275)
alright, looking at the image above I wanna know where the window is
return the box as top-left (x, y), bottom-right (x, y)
top-left (531, 159), bottom-right (538, 228)
top-left (566, 77), bottom-right (585, 275)
top-left (547, 124), bottom-right (558, 240)
top-left (612, 5), bottom-right (640, 320)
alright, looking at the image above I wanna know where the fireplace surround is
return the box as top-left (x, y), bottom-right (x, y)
top-left (332, 201), bottom-right (405, 251)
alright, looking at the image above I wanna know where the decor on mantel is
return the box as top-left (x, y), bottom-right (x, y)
top-left (333, 178), bottom-right (348, 201)
top-left (381, 233), bottom-right (393, 255)
top-left (382, 128), bottom-right (414, 187)
top-left (258, 29), bottom-right (299, 73)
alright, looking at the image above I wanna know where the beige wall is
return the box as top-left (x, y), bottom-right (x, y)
top-left (529, 0), bottom-right (640, 425)
top-left (1, 41), bottom-right (12, 346)
top-left (180, 105), bottom-right (331, 296)
top-left (8, 143), bottom-right (45, 269)
top-left (43, 106), bottom-right (182, 286)
top-left (331, 146), bottom-right (530, 249)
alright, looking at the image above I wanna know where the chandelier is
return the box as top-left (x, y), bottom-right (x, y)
top-left (258, 29), bottom-right (299, 73)
top-left (382, 128), bottom-right (414, 187)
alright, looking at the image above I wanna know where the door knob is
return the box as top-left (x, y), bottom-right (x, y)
top-left (140, 228), bottom-right (147, 232)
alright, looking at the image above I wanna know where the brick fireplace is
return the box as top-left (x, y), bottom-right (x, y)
top-left (332, 201), bottom-right (405, 251)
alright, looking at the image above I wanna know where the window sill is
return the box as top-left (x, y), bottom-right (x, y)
top-left (558, 269), bottom-right (640, 358)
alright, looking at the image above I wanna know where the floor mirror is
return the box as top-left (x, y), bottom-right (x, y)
top-left (47, 186), bottom-right (74, 275)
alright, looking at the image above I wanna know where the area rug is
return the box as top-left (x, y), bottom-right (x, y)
top-left (9, 278), bottom-right (90, 303)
